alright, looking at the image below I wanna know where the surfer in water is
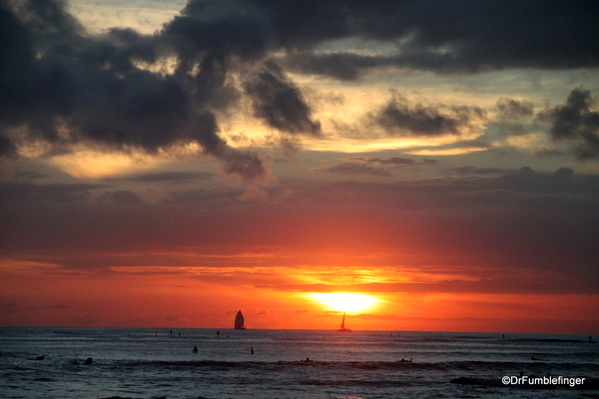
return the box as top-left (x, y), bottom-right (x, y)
top-left (192, 346), bottom-right (198, 353)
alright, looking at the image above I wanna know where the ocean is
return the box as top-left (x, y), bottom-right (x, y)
top-left (1, 327), bottom-right (598, 399)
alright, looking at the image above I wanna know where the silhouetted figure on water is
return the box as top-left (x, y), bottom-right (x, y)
top-left (35, 355), bottom-right (44, 360)
top-left (251, 347), bottom-right (254, 354)
top-left (400, 358), bottom-right (412, 362)
top-left (192, 346), bottom-right (198, 353)
top-left (84, 357), bottom-right (93, 365)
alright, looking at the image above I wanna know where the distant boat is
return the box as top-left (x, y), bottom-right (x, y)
top-left (337, 311), bottom-right (352, 332)
top-left (234, 310), bottom-right (246, 330)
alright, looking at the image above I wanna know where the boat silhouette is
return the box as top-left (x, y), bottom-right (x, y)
top-left (234, 310), bottom-right (246, 330)
top-left (337, 311), bottom-right (352, 332)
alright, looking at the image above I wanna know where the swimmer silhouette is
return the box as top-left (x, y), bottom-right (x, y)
top-left (192, 346), bottom-right (198, 353)
top-left (84, 357), bottom-right (93, 365)
top-left (35, 355), bottom-right (45, 360)
top-left (251, 347), bottom-right (254, 354)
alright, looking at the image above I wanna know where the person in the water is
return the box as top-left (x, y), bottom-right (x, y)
top-left (192, 346), bottom-right (198, 353)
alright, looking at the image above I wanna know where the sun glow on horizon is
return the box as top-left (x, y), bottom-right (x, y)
top-left (310, 292), bottom-right (381, 313)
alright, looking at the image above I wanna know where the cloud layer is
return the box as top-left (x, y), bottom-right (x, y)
top-left (2, 0), bottom-right (598, 177)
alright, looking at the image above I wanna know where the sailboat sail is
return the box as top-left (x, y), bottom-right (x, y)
top-left (234, 310), bottom-right (246, 330)
top-left (337, 311), bottom-right (351, 332)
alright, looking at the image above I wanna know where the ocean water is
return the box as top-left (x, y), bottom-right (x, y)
top-left (1, 327), bottom-right (598, 399)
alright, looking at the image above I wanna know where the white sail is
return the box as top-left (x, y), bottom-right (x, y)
top-left (234, 310), bottom-right (246, 330)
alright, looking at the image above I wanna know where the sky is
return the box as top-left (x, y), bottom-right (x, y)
top-left (1, 0), bottom-right (599, 333)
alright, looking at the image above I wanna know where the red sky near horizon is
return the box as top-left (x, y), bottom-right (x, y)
top-left (1, 0), bottom-right (599, 334)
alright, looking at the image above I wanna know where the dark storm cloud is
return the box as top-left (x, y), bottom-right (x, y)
top-left (490, 98), bottom-right (536, 137)
top-left (496, 98), bottom-right (534, 119)
top-left (2, 0), bottom-right (597, 178)
top-left (0, 0), bottom-right (268, 180)
top-left (281, 52), bottom-right (396, 81)
top-left (374, 95), bottom-right (486, 137)
top-left (542, 88), bottom-right (599, 159)
top-left (164, 0), bottom-right (271, 62)
top-left (244, 60), bottom-right (321, 135)
top-left (276, 0), bottom-right (599, 79)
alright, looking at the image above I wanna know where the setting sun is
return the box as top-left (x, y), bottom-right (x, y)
top-left (310, 293), bottom-right (381, 313)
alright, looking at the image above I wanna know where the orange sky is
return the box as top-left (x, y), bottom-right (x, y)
top-left (1, 244), bottom-right (598, 333)
top-left (1, 0), bottom-right (599, 334)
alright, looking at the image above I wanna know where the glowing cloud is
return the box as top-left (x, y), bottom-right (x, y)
top-left (49, 149), bottom-right (159, 179)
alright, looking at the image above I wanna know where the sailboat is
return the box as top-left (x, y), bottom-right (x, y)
top-left (234, 310), bottom-right (246, 330)
top-left (337, 311), bottom-right (352, 332)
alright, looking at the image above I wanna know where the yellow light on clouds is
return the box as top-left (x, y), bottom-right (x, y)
top-left (49, 149), bottom-right (158, 179)
top-left (407, 147), bottom-right (488, 156)
top-left (310, 292), bottom-right (380, 313)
